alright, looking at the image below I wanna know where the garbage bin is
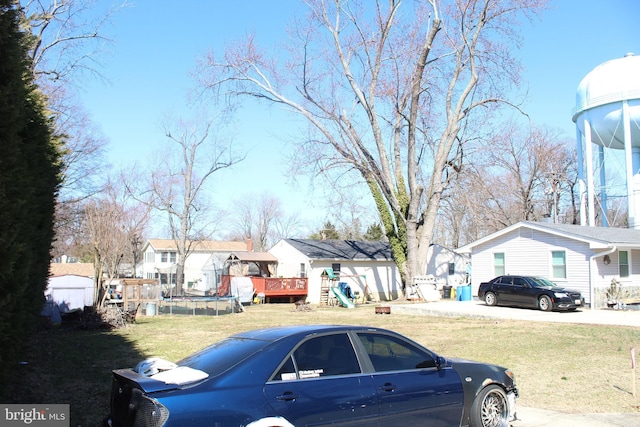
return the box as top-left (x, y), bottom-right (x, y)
top-left (458, 285), bottom-right (472, 301)
top-left (442, 285), bottom-right (452, 299)
top-left (145, 303), bottom-right (157, 316)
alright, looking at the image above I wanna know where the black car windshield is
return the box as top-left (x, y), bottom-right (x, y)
top-left (177, 338), bottom-right (269, 376)
top-left (531, 277), bottom-right (556, 288)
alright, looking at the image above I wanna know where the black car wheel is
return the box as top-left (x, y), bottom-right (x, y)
top-left (538, 295), bottom-right (552, 311)
top-left (470, 384), bottom-right (509, 427)
top-left (484, 292), bottom-right (497, 306)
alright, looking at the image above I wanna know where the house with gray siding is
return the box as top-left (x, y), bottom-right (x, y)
top-left (457, 221), bottom-right (640, 308)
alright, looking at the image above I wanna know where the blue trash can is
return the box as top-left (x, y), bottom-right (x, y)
top-left (459, 285), bottom-right (472, 301)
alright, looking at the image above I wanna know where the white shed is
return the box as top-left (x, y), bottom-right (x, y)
top-left (269, 239), bottom-right (402, 304)
top-left (47, 263), bottom-right (95, 312)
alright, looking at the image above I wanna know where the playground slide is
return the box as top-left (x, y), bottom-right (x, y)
top-left (331, 287), bottom-right (355, 309)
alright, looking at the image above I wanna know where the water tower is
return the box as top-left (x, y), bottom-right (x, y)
top-left (573, 53), bottom-right (640, 228)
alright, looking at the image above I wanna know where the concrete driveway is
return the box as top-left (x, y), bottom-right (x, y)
top-left (391, 299), bottom-right (640, 426)
top-left (391, 298), bottom-right (640, 327)
top-left (513, 407), bottom-right (640, 427)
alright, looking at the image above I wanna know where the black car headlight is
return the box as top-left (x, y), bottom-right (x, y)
top-left (133, 396), bottom-right (170, 427)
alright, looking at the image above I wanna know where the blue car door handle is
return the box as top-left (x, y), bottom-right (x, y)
top-left (378, 383), bottom-right (397, 392)
top-left (275, 391), bottom-right (299, 401)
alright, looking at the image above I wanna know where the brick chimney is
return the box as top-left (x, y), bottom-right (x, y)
top-left (246, 238), bottom-right (253, 252)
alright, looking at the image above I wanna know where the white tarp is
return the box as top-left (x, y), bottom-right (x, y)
top-left (230, 277), bottom-right (255, 303)
top-left (46, 275), bottom-right (94, 312)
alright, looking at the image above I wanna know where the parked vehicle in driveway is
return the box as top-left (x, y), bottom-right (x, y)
top-left (478, 275), bottom-right (585, 311)
top-left (105, 324), bottom-right (518, 427)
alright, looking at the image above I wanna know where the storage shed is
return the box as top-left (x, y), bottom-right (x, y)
top-left (47, 263), bottom-right (95, 312)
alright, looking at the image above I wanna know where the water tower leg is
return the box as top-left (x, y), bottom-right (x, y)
top-left (584, 118), bottom-right (596, 226)
top-left (623, 100), bottom-right (638, 228)
top-left (633, 145), bottom-right (640, 229)
top-left (633, 175), bottom-right (640, 229)
top-left (576, 127), bottom-right (588, 226)
top-left (598, 146), bottom-right (608, 227)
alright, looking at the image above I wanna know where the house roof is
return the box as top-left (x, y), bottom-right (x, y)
top-left (50, 262), bottom-right (94, 278)
top-left (145, 239), bottom-right (248, 252)
top-left (282, 239), bottom-right (393, 261)
top-left (458, 221), bottom-right (640, 253)
top-left (227, 252), bottom-right (278, 262)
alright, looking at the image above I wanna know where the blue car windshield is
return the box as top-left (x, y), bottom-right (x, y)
top-left (177, 338), bottom-right (269, 376)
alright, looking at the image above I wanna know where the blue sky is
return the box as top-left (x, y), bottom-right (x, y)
top-left (79, 0), bottom-right (639, 236)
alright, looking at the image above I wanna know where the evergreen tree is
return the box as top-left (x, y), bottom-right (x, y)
top-left (363, 223), bottom-right (385, 241)
top-left (0, 0), bottom-right (62, 393)
top-left (309, 221), bottom-right (341, 240)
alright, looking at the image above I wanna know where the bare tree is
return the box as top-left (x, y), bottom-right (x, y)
top-left (19, 0), bottom-right (122, 185)
top-left (436, 177), bottom-right (471, 248)
top-left (256, 197), bottom-right (302, 249)
top-left (145, 116), bottom-right (244, 292)
top-left (20, 0), bottom-right (123, 83)
top-left (53, 90), bottom-right (109, 198)
top-left (226, 193), bottom-right (307, 250)
top-left (199, 0), bottom-right (547, 290)
top-left (273, 211), bottom-right (305, 243)
top-left (83, 180), bottom-right (150, 306)
top-left (228, 193), bottom-right (283, 251)
top-left (48, 93), bottom-right (110, 260)
top-left (19, 0), bottom-right (125, 257)
top-left (448, 124), bottom-right (576, 238)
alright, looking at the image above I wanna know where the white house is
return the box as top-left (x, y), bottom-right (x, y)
top-left (268, 239), bottom-right (402, 304)
top-left (425, 244), bottom-right (470, 287)
top-left (457, 221), bottom-right (640, 308)
top-left (47, 263), bottom-right (95, 312)
top-left (141, 239), bottom-right (249, 294)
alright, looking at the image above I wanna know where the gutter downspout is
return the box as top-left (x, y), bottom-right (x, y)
top-left (589, 246), bottom-right (617, 311)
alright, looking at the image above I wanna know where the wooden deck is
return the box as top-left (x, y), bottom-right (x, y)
top-left (220, 275), bottom-right (308, 302)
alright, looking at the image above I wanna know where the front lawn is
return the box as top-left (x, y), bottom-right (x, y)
top-left (6, 303), bottom-right (640, 426)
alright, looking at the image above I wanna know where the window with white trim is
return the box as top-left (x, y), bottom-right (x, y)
top-left (331, 263), bottom-right (341, 276)
top-left (494, 253), bottom-right (505, 276)
top-left (619, 251), bottom-right (629, 278)
top-left (551, 250), bottom-right (566, 279)
top-left (299, 263), bottom-right (306, 278)
top-left (161, 251), bottom-right (177, 263)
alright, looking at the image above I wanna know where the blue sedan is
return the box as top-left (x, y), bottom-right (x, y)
top-left (105, 325), bottom-right (518, 427)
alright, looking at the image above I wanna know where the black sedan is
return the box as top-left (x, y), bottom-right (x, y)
top-left (478, 275), bottom-right (585, 311)
top-left (105, 325), bottom-right (518, 427)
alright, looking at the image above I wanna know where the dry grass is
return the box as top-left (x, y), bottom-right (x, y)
top-left (7, 303), bottom-right (640, 426)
